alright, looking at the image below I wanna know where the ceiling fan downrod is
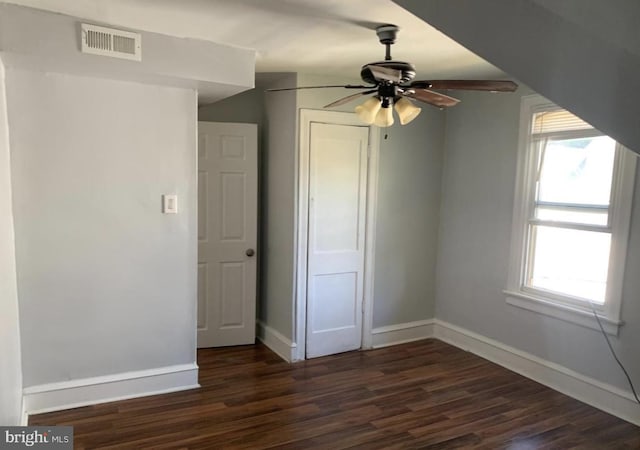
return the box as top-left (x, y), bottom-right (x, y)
top-left (376, 24), bottom-right (399, 61)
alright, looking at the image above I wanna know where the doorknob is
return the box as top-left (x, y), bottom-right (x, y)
top-left (246, 248), bottom-right (255, 257)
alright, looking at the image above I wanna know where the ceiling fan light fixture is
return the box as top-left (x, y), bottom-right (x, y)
top-left (355, 96), bottom-right (382, 124)
top-left (394, 97), bottom-right (422, 125)
top-left (374, 102), bottom-right (394, 127)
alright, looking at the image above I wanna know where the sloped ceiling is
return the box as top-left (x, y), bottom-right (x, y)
top-left (394, 0), bottom-right (640, 154)
top-left (1, 0), bottom-right (505, 79)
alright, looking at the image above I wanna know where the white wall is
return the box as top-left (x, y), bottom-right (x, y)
top-left (0, 59), bottom-right (23, 425)
top-left (7, 69), bottom-right (197, 387)
top-left (436, 86), bottom-right (640, 394)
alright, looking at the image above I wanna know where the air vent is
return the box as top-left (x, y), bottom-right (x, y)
top-left (81, 24), bottom-right (141, 61)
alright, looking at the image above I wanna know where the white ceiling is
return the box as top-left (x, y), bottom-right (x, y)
top-left (3, 0), bottom-right (503, 80)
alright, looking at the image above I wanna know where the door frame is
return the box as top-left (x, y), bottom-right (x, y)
top-left (294, 109), bottom-right (380, 361)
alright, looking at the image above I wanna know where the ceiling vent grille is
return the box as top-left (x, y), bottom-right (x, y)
top-left (81, 24), bottom-right (141, 61)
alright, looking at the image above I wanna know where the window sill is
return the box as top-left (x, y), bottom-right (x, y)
top-left (503, 289), bottom-right (622, 336)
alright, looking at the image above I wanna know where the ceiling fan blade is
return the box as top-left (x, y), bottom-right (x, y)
top-left (404, 89), bottom-right (460, 108)
top-left (266, 85), bottom-right (373, 92)
top-left (324, 90), bottom-right (378, 108)
top-left (410, 80), bottom-right (518, 92)
top-left (367, 65), bottom-right (402, 83)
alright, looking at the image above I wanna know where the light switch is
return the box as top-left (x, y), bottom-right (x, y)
top-left (163, 194), bottom-right (178, 214)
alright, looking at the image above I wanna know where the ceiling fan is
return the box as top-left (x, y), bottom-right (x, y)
top-left (267, 24), bottom-right (518, 127)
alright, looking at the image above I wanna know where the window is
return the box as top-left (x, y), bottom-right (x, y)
top-left (505, 95), bottom-right (637, 334)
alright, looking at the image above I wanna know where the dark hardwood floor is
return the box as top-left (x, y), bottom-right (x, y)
top-left (30, 339), bottom-right (639, 449)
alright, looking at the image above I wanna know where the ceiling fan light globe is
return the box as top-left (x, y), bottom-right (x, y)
top-left (374, 106), bottom-right (394, 127)
top-left (394, 97), bottom-right (422, 125)
top-left (355, 97), bottom-right (382, 124)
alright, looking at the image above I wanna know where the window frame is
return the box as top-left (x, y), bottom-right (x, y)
top-left (504, 95), bottom-right (637, 335)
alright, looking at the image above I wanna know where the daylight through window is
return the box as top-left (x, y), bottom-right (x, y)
top-left (505, 95), bottom-right (636, 330)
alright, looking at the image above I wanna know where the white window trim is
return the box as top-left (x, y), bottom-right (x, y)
top-left (505, 94), bottom-right (637, 335)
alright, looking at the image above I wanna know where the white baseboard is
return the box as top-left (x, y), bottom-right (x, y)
top-left (433, 319), bottom-right (640, 426)
top-left (371, 319), bottom-right (435, 348)
top-left (256, 321), bottom-right (296, 362)
top-left (23, 363), bottom-right (200, 415)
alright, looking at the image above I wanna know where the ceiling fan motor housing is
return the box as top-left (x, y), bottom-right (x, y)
top-left (360, 61), bottom-right (416, 85)
top-left (378, 83), bottom-right (397, 100)
top-left (376, 24), bottom-right (399, 45)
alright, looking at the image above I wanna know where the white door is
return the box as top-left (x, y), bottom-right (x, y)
top-left (197, 122), bottom-right (257, 348)
top-left (306, 122), bottom-right (369, 358)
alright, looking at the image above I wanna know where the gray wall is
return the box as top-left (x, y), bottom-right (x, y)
top-left (373, 112), bottom-right (444, 327)
top-left (295, 73), bottom-right (444, 327)
top-left (198, 74), bottom-right (302, 340)
top-left (7, 69), bottom-right (197, 387)
top-left (530, 0), bottom-right (640, 57)
top-left (202, 72), bottom-right (445, 340)
top-left (198, 76), bottom-right (297, 337)
top-left (199, 85), bottom-right (267, 320)
top-left (261, 73), bottom-right (298, 339)
top-left (198, 88), bottom-right (264, 125)
top-left (0, 60), bottom-right (23, 425)
top-left (436, 87), bottom-right (640, 392)
top-left (198, 72), bottom-right (444, 340)
top-left (296, 73), bottom-right (363, 113)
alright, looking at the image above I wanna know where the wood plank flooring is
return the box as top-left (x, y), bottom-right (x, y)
top-left (30, 339), bottom-right (640, 449)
